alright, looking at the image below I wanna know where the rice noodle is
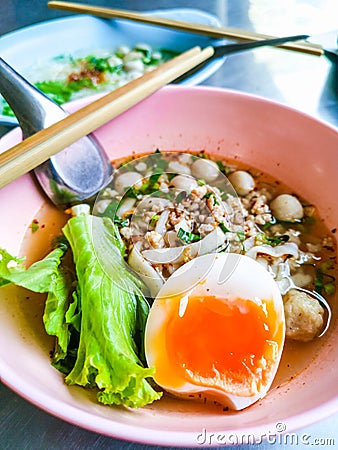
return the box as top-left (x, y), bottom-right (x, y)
top-left (116, 198), bottom-right (136, 218)
top-left (142, 227), bottom-right (226, 264)
top-left (245, 242), bottom-right (299, 260)
top-left (128, 242), bottom-right (165, 297)
top-left (155, 210), bottom-right (170, 235)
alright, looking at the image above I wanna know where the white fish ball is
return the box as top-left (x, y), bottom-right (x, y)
top-left (191, 158), bottom-right (219, 182)
top-left (270, 194), bottom-right (304, 222)
top-left (124, 59), bottom-right (144, 72)
top-left (228, 170), bottom-right (255, 196)
top-left (114, 171), bottom-right (143, 194)
top-left (170, 175), bottom-right (198, 191)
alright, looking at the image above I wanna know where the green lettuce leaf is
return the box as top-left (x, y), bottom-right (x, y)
top-left (61, 211), bottom-right (161, 408)
top-left (0, 210), bottom-right (161, 408)
top-left (0, 246), bottom-right (62, 291)
top-left (0, 245), bottom-right (74, 360)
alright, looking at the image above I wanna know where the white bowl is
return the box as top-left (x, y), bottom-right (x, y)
top-left (0, 8), bottom-right (225, 126)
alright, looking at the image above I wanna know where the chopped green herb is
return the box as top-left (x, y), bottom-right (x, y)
top-left (135, 47), bottom-right (152, 64)
top-left (30, 221), bottom-right (39, 232)
top-left (219, 242), bottom-right (231, 253)
top-left (156, 158), bottom-right (169, 171)
top-left (167, 173), bottom-right (177, 182)
top-left (1, 102), bottom-right (15, 117)
top-left (320, 260), bottom-right (334, 272)
top-left (53, 54), bottom-right (68, 62)
top-left (177, 228), bottom-right (201, 244)
top-left (113, 218), bottom-right (129, 227)
top-left (142, 181), bottom-right (160, 195)
top-left (125, 179), bottom-right (160, 198)
top-left (117, 158), bottom-right (135, 170)
top-left (216, 160), bottom-right (232, 175)
top-left (175, 191), bottom-right (187, 203)
top-left (145, 151), bottom-right (168, 172)
top-left (149, 214), bottom-right (160, 228)
top-left (125, 186), bottom-right (139, 198)
top-left (268, 234), bottom-right (290, 246)
top-left (197, 179), bottom-right (206, 186)
top-left (149, 173), bottom-right (162, 184)
top-left (204, 192), bottom-right (219, 206)
top-left (85, 55), bottom-right (111, 72)
top-left (237, 231), bottom-right (246, 241)
top-left (315, 264), bottom-right (336, 296)
top-left (35, 80), bottom-right (73, 104)
top-left (151, 190), bottom-right (176, 201)
top-left (219, 223), bottom-right (231, 233)
top-left (67, 78), bottom-right (96, 91)
top-left (315, 270), bottom-right (324, 294)
top-left (261, 218), bottom-right (277, 230)
top-left (324, 282), bottom-right (336, 296)
top-left (220, 191), bottom-right (229, 201)
top-left (196, 152), bottom-right (207, 159)
top-left (256, 233), bottom-right (290, 247)
top-left (102, 199), bottom-right (119, 218)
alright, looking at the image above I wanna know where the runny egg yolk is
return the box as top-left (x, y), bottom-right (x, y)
top-left (167, 295), bottom-right (274, 385)
top-left (148, 293), bottom-right (282, 398)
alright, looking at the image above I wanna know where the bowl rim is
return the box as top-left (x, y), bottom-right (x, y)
top-left (2, 359), bottom-right (338, 447)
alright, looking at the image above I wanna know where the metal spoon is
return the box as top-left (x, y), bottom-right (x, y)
top-left (0, 57), bottom-right (113, 205)
top-left (276, 262), bottom-right (332, 338)
top-left (173, 33), bottom-right (309, 83)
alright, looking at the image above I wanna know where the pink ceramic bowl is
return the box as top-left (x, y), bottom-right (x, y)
top-left (0, 86), bottom-right (337, 447)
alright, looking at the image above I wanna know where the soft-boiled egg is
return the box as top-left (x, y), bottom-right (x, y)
top-left (145, 253), bottom-right (285, 410)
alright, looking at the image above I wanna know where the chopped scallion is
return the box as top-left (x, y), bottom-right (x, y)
top-left (175, 191), bottom-right (187, 203)
top-left (324, 282), bottom-right (336, 296)
top-left (237, 231), bottom-right (245, 241)
top-left (219, 223), bottom-right (231, 233)
top-left (149, 214), bottom-right (160, 228)
top-left (113, 218), bottom-right (129, 227)
top-left (177, 228), bottom-right (201, 244)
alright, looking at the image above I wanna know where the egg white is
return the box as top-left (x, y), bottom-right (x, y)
top-left (145, 253), bottom-right (285, 410)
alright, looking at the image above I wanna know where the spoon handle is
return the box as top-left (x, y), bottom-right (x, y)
top-left (48, 1), bottom-right (324, 56)
top-left (0, 58), bottom-right (113, 204)
top-left (0, 58), bottom-right (67, 139)
top-left (173, 34), bottom-right (309, 84)
top-left (212, 34), bottom-right (309, 57)
top-left (0, 46), bottom-right (213, 190)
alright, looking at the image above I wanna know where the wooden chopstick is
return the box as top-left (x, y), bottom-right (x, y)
top-left (48, 1), bottom-right (324, 56)
top-left (0, 46), bottom-right (214, 189)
